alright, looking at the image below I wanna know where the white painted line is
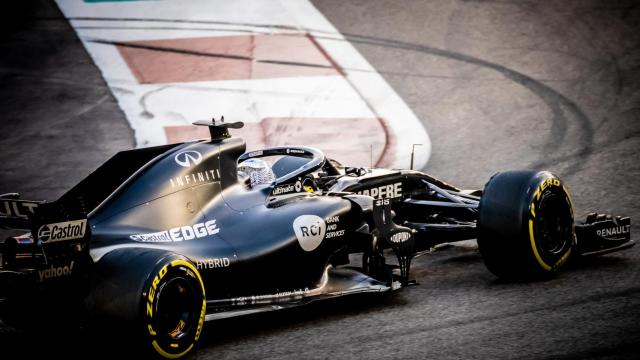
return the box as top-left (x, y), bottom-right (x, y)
top-left (55, 0), bottom-right (430, 169)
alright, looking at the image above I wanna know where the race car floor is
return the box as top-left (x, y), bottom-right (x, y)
top-left (1, 1), bottom-right (639, 359)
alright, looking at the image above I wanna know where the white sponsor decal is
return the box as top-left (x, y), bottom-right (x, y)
top-left (597, 225), bottom-right (630, 239)
top-left (390, 232), bottom-right (412, 243)
top-left (293, 215), bottom-right (326, 251)
top-left (196, 257), bottom-right (231, 270)
top-left (325, 230), bottom-right (345, 239)
top-left (326, 216), bottom-right (339, 223)
top-left (273, 180), bottom-right (304, 196)
top-left (375, 198), bottom-right (391, 207)
top-left (39, 261), bottom-right (74, 281)
top-left (231, 287), bottom-right (311, 306)
top-left (169, 168), bottom-right (220, 188)
top-left (0, 200), bottom-right (39, 219)
top-left (273, 183), bottom-right (297, 195)
top-left (324, 215), bottom-right (345, 239)
top-left (130, 220), bottom-right (219, 242)
top-left (357, 182), bottom-right (402, 200)
top-left (174, 150), bottom-right (203, 168)
top-left (38, 220), bottom-right (87, 242)
top-left (246, 150), bottom-right (263, 158)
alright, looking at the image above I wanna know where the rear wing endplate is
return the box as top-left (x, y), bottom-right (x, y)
top-left (0, 193), bottom-right (43, 230)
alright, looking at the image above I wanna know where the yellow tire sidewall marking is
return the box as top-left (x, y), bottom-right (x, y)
top-left (147, 258), bottom-right (206, 358)
top-left (528, 177), bottom-right (573, 273)
top-left (170, 259), bottom-right (206, 295)
top-left (152, 341), bottom-right (194, 359)
top-left (529, 219), bottom-right (552, 271)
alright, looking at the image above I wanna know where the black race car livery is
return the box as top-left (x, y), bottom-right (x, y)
top-left (0, 119), bottom-right (633, 358)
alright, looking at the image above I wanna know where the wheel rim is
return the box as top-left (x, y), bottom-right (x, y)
top-left (156, 277), bottom-right (198, 341)
top-left (535, 191), bottom-right (572, 255)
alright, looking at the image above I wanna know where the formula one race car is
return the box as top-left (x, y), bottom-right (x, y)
top-left (0, 119), bottom-right (633, 358)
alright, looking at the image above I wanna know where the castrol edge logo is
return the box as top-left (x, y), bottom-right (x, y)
top-left (38, 219), bottom-right (87, 243)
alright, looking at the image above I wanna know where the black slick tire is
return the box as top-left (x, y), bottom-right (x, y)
top-left (86, 249), bottom-right (206, 359)
top-left (477, 171), bottom-right (575, 280)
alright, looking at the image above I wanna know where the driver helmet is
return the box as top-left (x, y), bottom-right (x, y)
top-left (237, 158), bottom-right (275, 188)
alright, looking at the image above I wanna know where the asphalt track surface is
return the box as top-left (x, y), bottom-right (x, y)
top-left (1, 1), bottom-right (639, 359)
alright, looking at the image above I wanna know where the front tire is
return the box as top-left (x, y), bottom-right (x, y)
top-left (477, 171), bottom-right (575, 280)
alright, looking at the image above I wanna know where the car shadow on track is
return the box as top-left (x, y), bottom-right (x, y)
top-left (199, 291), bottom-right (403, 347)
top-left (0, 246), bottom-right (633, 359)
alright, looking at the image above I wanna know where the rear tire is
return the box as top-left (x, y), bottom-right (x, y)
top-left (87, 249), bottom-right (206, 358)
top-left (477, 171), bottom-right (575, 280)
